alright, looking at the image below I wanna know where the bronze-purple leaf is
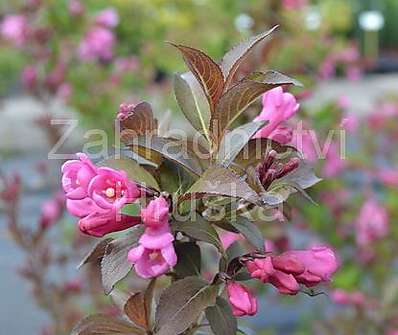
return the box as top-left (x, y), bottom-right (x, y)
top-left (169, 43), bottom-right (224, 110)
top-left (120, 101), bottom-right (158, 142)
top-left (124, 293), bottom-right (148, 329)
top-left (77, 238), bottom-right (113, 269)
top-left (221, 26), bottom-right (278, 90)
top-left (71, 314), bottom-right (145, 335)
top-left (179, 166), bottom-right (259, 204)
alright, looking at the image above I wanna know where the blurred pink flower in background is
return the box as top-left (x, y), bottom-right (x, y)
top-left (68, 0), bottom-right (85, 16)
top-left (78, 27), bottom-right (115, 62)
top-left (376, 168), bottom-right (398, 187)
top-left (227, 281), bottom-right (258, 317)
top-left (95, 8), bottom-right (119, 28)
top-left (45, 63), bottom-right (66, 91)
top-left (322, 142), bottom-right (346, 178)
top-left (56, 82), bottom-right (73, 101)
top-left (355, 198), bottom-right (389, 247)
top-left (21, 65), bottom-right (38, 91)
top-left (282, 0), bottom-right (307, 10)
top-left (1, 14), bottom-right (27, 46)
top-left (39, 193), bottom-right (65, 229)
top-left (114, 57), bottom-right (140, 73)
top-left (331, 289), bottom-right (366, 307)
top-left (254, 87), bottom-right (299, 139)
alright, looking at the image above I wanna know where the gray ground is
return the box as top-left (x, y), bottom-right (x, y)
top-left (0, 74), bottom-right (397, 334)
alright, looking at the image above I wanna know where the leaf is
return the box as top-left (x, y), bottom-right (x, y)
top-left (101, 226), bottom-right (145, 294)
top-left (120, 101), bottom-right (158, 142)
top-left (155, 277), bottom-right (218, 335)
top-left (246, 70), bottom-right (302, 86)
top-left (217, 120), bottom-right (266, 168)
top-left (124, 293), bottom-right (148, 329)
top-left (221, 26), bottom-right (278, 90)
top-left (229, 216), bottom-right (265, 253)
top-left (245, 166), bottom-right (266, 194)
top-left (71, 314), bottom-right (144, 335)
top-left (174, 242), bottom-right (202, 278)
top-left (122, 203), bottom-right (141, 217)
top-left (211, 70), bottom-right (299, 140)
top-left (77, 238), bottom-right (113, 269)
top-left (174, 72), bottom-right (211, 139)
top-left (179, 166), bottom-right (259, 205)
top-left (205, 297), bottom-right (237, 335)
top-left (100, 158), bottom-right (160, 190)
top-left (233, 138), bottom-right (298, 171)
top-left (173, 216), bottom-right (222, 252)
top-left (169, 43), bottom-right (224, 109)
top-left (144, 279), bottom-right (157, 329)
top-left (129, 136), bottom-right (207, 176)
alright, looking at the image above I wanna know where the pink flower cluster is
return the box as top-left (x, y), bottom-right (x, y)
top-left (331, 289), bottom-right (367, 308)
top-left (355, 198), bottom-right (389, 247)
top-left (61, 153), bottom-right (141, 237)
top-left (0, 14), bottom-right (27, 47)
top-left (78, 8), bottom-right (119, 62)
top-left (128, 196), bottom-right (177, 279)
top-left (320, 46), bottom-right (362, 81)
top-left (246, 246), bottom-right (339, 295)
top-left (282, 0), bottom-right (307, 10)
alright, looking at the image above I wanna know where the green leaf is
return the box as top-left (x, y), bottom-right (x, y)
top-left (155, 277), bottom-right (218, 335)
top-left (99, 157), bottom-right (160, 190)
top-left (129, 136), bottom-right (208, 177)
top-left (221, 26), bottom-right (278, 90)
top-left (122, 203), bottom-right (141, 217)
top-left (229, 217), bottom-right (265, 253)
top-left (173, 217), bottom-right (222, 252)
top-left (77, 238), bottom-right (113, 269)
top-left (174, 242), bottom-right (202, 278)
top-left (211, 70), bottom-right (299, 140)
top-left (101, 226), bottom-right (145, 294)
top-left (179, 166), bottom-right (259, 205)
top-left (205, 297), bottom-right (237, 335)
top-left (71, 314), bottom-right (145, 335)
top-left (217, 120), bottom-right (266, 168)
top-left (174, 72), bottom-right (211, 140)
top-left (169, 43), bottom-right (224, 110)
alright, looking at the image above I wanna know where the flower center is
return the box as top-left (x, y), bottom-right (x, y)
top-left (105, 187), bottom-right (116, 198)
top-left (149, 251), bottom-right (161, 261)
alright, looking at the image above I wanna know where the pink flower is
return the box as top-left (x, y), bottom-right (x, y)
top-left (254, 87), bottom-right (299, 139)
top-left (356, 199), bottom-right (389, 247)
top-left (115, 57), bottom-right (139, 72)
top-left (128, 197), bottom-right (176, 278)
top-left (79, 209), bottom-right (141, 237)
top-left (56, 82), bottom-right (72, 101)
top-left (322, 142), bottom-right (346, 178)
top-left (68, 0), bottom-right (85, 16)
top-left (21, 66), bottom-right (37, 91)
top-left (282, 0), bottom-right (307, 10)
top-left (78, 27), bottom-right (115, 62)
top-left (62, 153), bottom-right (142, 237)
top-left (39, 195), bottom-right (64, 228)
top-left (246, 246), bottom-right (339, 294)
top-left (268, 125), bottom-right (293, 144)
top-left (140, 196), bottom-right (169, 228)
top-left (95, 8), bottom-right (119, 28)
top-left (376, 168), bottom-right (398, 187)
top-left (340, 113), bottom-right (359, 133)
top-left (346, 66), bottom-right (361, 81)
top-left (45, 63), bottom-right (66, 91)
top-left (319, 57), bottom-right (335, 80)
top-left (331, 289), bottom-right (366, 307)
top-left (220, 231), bottom-right (243, 249)
top-left (226, 282), bottom-right (257, 317)
top-left (127, 242), bottom-right (177, 279)
top-left (291, 128), bottom-right (318, 163)
top-left (1, 15), bottom-right (27, 46)
top-left (61, 153), bottom-right (97, 200)
top-left (88, 167), bottom-right (140, 211)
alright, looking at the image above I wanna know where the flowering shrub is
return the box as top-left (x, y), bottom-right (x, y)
top-left (62, 29), bottom-right (340, 335)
